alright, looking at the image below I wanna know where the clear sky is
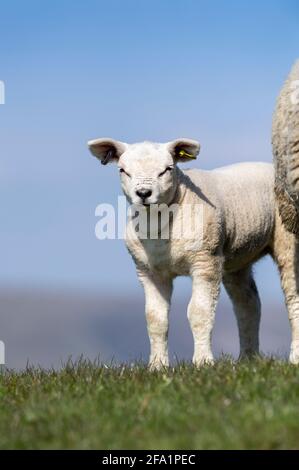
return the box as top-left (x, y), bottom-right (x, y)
top-left (0, 0), bottom-right (298, 298)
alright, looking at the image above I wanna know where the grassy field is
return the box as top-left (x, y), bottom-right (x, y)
top-left (0, 357), bottom-right (299, 449)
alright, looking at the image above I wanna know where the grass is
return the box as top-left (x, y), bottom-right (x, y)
top-left (1, 357), bottom-right (299, 449)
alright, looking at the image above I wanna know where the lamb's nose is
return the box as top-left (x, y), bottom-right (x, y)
top-left (136, 189), bottom-right (152, 200)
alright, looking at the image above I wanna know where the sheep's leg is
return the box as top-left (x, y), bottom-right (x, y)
top-left (138, 271), bottom-right (173, 370)
top-left (271, 218), bottom-right (299, 364)
top-left (223, 268), bottom-right (261, 358)
top-left (188, 259), bottom-right (222, 366)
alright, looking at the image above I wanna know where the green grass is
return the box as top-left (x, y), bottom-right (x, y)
top-left (1, 357), bottom-right (299, 449)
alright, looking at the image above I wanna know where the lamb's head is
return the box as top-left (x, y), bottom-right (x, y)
top-left (88, 138), bottom-right (200, 205)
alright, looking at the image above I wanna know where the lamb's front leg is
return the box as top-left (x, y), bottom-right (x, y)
top-left (188, 261), bottom-right (221, 366)
top-left (138, 270), bottom-right (173, 370)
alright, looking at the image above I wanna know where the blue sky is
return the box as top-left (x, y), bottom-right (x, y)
top-left (0, 0), bottom-right (298, 299)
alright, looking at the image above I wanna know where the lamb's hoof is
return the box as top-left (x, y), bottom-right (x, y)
top-left (148, 359), bottom-right (169, 371)
top-left (289, 347), bottom-right (299, 365)
top-left (192, 355), bottom-right (214, 368)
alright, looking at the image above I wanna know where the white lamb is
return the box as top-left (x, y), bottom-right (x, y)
top-left (88, 138), bottom-right (299, 369)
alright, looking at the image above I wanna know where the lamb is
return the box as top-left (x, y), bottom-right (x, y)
top-left (272, 60), bottom-right (299, 235)
top-left (88, 137), bottom-right (299, 369)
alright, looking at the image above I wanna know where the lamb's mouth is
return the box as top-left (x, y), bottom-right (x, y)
top-left (135, 200), bottom-right (157, 208)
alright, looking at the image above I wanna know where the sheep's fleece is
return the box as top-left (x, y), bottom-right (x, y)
top-left (88, 138), bottom-right (299, 368)
top-left (273, 60), bottom-right (299, 235)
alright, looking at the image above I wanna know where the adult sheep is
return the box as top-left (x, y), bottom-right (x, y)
top-left (272, 60), bottom-right (299, 235)
top-left (88, 138), bottom-right (299, 368)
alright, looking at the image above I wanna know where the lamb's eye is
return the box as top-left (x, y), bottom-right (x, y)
top-left (119, 168), bottom-right (131, 177)
top-left (159, 167), bottom-right (173, 177)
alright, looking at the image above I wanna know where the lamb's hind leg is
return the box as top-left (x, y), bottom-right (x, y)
top-left (271, 215), bottom-right (299, 364)
top-left (223, 267), bottom-right (261, 358)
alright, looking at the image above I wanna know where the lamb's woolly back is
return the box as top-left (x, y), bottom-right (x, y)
top-left (184, 162), bottom-right (274, 200)
top-left (211, 161), bottom-right (273, 174)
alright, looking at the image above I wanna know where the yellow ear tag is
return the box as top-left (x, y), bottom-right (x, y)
top-left (178, 149), bottom-right (196, 159)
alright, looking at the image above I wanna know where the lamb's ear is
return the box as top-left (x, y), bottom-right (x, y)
top-left (87, 138), bottom-right (127, 165)
top-left (167, 138), bottom-right (200, 162)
